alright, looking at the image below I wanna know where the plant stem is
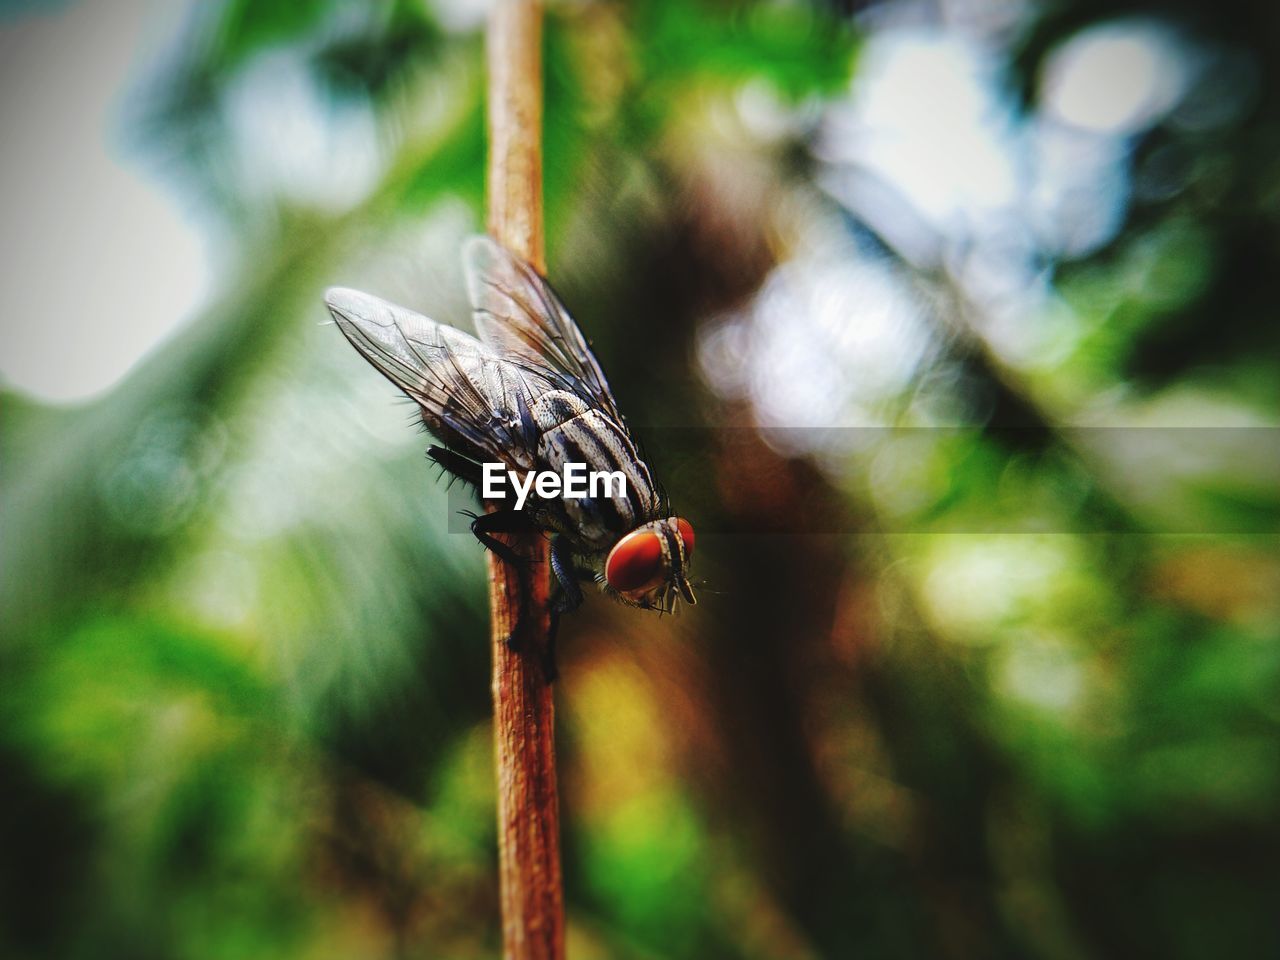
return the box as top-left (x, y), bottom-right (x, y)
top-left (484, 2), bottom-right (564, 959)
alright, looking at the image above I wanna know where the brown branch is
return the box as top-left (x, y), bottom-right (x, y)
top-left (484, 2), bottom-right (564, 959)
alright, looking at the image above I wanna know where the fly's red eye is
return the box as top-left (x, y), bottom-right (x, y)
top-left (675, 518), bottom-right (695, 558)
top-left (605, 530), bottom-right (665, 593)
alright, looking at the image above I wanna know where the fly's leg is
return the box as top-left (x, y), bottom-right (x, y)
top-left (463, 508), bottom-right (536, 650)
top-left (461, 508), bottom-right (567, 683)
top-left (549, 536), bottom-right (584, 615)
top-left (543, 536), bottom-right (585, 684)
top-left (437, 447), bottom-right (527, 567)
top-left (462, 508), bottom-right (534, 567)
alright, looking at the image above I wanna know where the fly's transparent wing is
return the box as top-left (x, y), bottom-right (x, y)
top-left (326, 286), bottom-right (551, 470)
top-left (463, 236), bottom-right (627, 427)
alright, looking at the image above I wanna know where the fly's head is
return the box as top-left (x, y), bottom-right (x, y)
top-left (603, 517), bottom-right (697, 612)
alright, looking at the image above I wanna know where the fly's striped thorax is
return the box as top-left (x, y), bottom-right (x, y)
top-left (531, 391), bottom-right (661, 549)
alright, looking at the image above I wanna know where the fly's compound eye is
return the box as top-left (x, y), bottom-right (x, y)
top-left (605, 529), bottom-right (666, 594)
top-left (675, 518), bottom-right (695, 558)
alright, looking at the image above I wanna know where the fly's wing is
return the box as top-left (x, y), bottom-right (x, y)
top-left (325, 286), bottom-right (549, 470)
top-left (463, 236), bottom-right (627, 428)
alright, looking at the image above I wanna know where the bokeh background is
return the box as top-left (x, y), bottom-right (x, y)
top-left (3, 0), bottom-right (1279, 957)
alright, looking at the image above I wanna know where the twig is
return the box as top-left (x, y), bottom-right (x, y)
top-left (484, 3), bottom-right (564, 959)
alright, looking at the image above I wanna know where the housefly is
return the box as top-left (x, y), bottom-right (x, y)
top-left (325, 237), bottom-right (696, 652)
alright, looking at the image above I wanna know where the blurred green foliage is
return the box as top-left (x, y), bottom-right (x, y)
top-left (2, 1), bottom-right (1278, 959)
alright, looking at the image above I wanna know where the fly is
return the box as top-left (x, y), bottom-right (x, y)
top-left (325, 237), bottom-right (696, 659)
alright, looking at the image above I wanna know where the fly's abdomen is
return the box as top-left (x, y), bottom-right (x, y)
top-left (531, 393), bottom-right (660, 548)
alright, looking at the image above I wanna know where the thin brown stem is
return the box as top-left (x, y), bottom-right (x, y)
top-left (484, 2), bottom-right (563, 959)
